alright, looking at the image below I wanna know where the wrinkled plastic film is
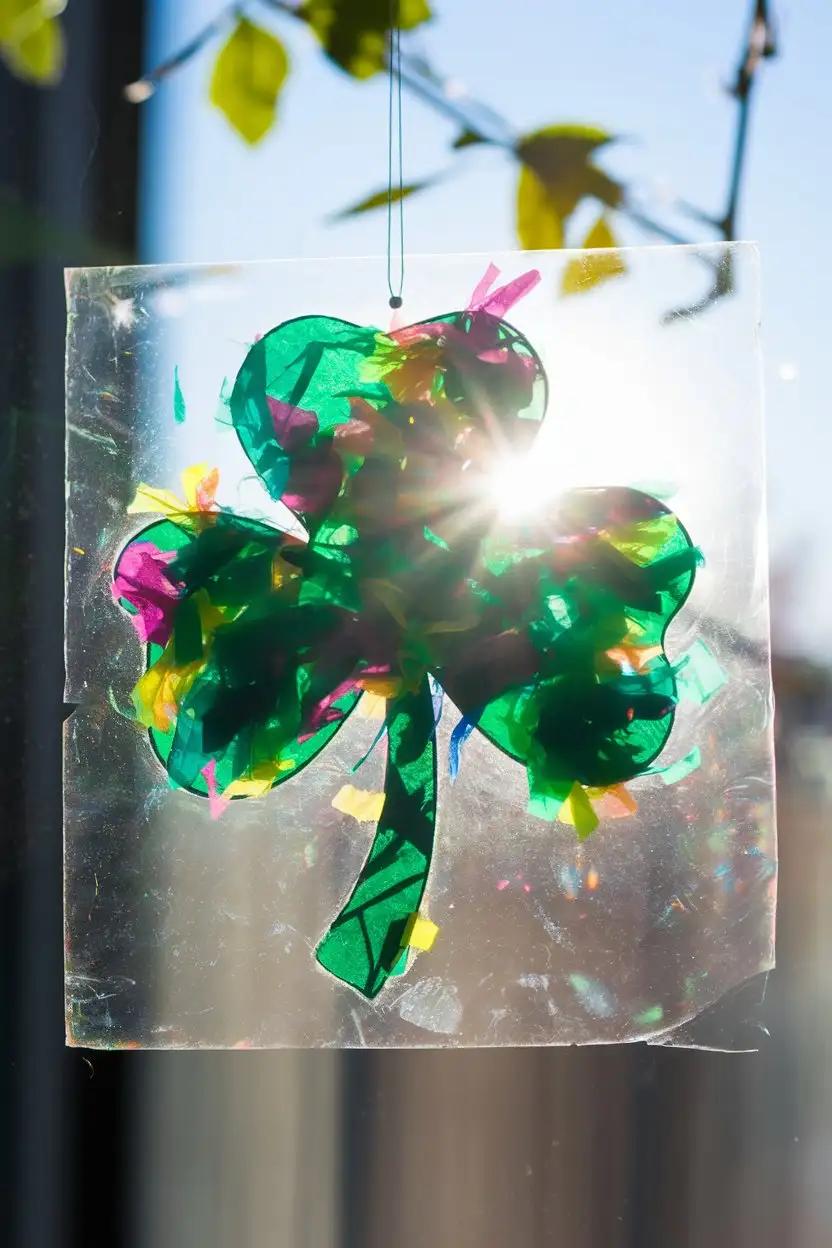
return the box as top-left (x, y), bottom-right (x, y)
top-left (64, 245), bottom-right (775, 1049)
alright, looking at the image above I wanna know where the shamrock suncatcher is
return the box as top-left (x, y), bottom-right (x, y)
top-left (113, 264), bottom-right (700, 999)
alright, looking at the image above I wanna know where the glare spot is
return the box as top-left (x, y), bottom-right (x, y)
top-left (488, 452), bottom-right (558, 521)
top-left (778, 362), bottom-right (798, 382)
top-left (156, 288), bottom-right (186, 318)
top-left (124, 79), bottom-right (155, 104)
top-left (110, 297), bottom-right (136, 329)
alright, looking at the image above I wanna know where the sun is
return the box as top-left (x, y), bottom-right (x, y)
top-left (487, 450), bottom-right (559, 522)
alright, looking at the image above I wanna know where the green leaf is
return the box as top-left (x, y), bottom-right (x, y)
top-left (209, 17), bottom-right (289, 145)
top-left (515, 124), bottom-right (623, 247)
top-left (331, 180), bottom-right (431, 220)
top-left (0, 0), bottom-right (65, 85)
top-left (299, 0), bottom-right (432, 79)
top-left (561, 214), bottom-right (627, 295)
top-left (452, 128), bottom-right (487, 150)
top-left (517, 166), bottom-right (564, 250)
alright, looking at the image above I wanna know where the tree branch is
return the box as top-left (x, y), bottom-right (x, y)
top-left (667, 0), bottom-right (776, 318)
top-left (126, 0), bottom-right (777, 318)
top-left (395, 51), bottom-right (517, 149)
top-left (722, 0), bottom-right (777, 237)
top-left (124, 4), bottom-right (237, 102)
top-left (616, 205), bottom-right (697, 248)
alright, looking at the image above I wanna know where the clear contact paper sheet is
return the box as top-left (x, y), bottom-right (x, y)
top-left (64, 244), bottom-right (776, 1049)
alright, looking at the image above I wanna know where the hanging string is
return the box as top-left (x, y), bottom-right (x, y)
top-left (386, 1), bottom-right (405, 309)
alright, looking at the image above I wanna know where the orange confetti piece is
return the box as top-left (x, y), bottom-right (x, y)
top-left (589, 783), bottom-right (638, 820)
top-left (605, 644), bottom-right (663, 673)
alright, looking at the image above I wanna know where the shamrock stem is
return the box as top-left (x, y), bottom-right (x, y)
top-left (316, 680), bottom-right (437, 998)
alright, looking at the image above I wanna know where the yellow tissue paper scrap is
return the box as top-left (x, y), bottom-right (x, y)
top-left (357, 692), bottom-right (388, 720)
top-left (556, 782), bottom-right (599, 839)
top-left (601, 513), bottom-right (677, 565)
top-left (180, 462), bottom-right (218, 510)
top-left (127, 463), bottom-right (219, 516)
top-left (132, 646), bottom-right (202, 732)
top-left (357, 675), bottom-right (402, 698)
top-left (126, 484), bottom-right (184, 516)
top-left (331, 785), bottom-right (386, 823)
top-left (557, 782), bottom-right (638, 835)
top-left (131, 592), bottom-right (228, 731)
top-left (223, 758), bottom-right (296, 799)
top-left (401, 913), bottom-right (439, 951)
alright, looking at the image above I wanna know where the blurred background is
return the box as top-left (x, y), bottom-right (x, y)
top-left (3, 0), bottom-right (832, 1245)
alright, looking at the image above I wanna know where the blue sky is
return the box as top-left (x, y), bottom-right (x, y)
top-left (142, 0), bottom-right (831, 657)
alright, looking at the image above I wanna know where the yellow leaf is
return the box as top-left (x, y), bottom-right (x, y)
top-left (515, 125), bottom-right (622, 251)
top-left (561, 214), bottom-right (627, 296)
top-left (516, 166), bottom-right (563, 250)
top-left (210, 17), bottom-right (289, 145)
top-left (0, 1), bottom-right (64, 85)
top-left (517, 125), bottom-right (615, 185)
top-left (331, 784), bottom-right (385, 823)
top-left (399, 0), bottom-right (432, 26)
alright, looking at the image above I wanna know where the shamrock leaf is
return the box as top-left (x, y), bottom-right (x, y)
top-left (115, 265), bottom-right (699, 999)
